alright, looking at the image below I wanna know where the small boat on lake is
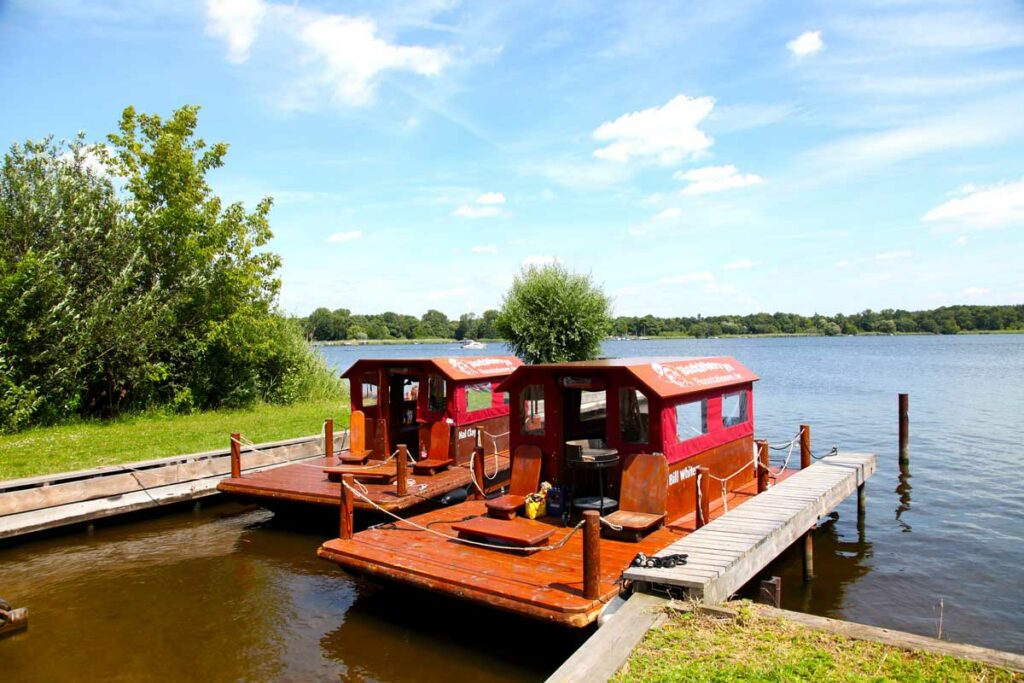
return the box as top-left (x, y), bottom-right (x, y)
top-left (460, 339), bottom-right (486, 349)
top-left (319, 356), bottom-right (803, 626)
top-left (218, 356), bottom-right (521, 514)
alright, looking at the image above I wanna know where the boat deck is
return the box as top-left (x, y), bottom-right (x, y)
top-left (219, 452), bottom-right (510, 512)
top-left (318, 470), bottom-right (795, 626)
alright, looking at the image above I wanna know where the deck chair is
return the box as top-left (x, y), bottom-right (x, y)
top-left (485, 445), bottom-right (543, 520)
top-left (336, 410), bottom-right (371, 464)
top-left (602, 452), bottom-right (667, 541)
top-left (413, 422), bottom-right (453, 475)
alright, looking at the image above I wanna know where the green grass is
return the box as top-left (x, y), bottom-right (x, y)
top-left (0, 400), bottom-right (350, 481)
top-left (615, 603), bottom-right (1020, 683)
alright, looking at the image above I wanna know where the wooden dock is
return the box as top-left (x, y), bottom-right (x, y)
top-left (624, 451), bottom-right (876, 603)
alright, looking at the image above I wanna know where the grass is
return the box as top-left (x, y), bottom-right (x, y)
top-left (615, 603), bottom-right (1020, 683)
top-left (0, 399), bottom-right (350, 482)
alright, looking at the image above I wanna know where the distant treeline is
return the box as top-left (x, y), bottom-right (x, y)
top-left (300, 304), bottom-right (1024, 341)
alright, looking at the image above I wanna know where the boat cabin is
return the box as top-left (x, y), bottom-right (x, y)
top-left (343, 356), bottom-right (522, 463)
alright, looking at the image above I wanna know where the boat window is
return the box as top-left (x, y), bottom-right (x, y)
top-left (401, 378), bottom-right (418, 402)
top-left (579, 390), bottom-right (607, 422)
top-left (360, 373), bottom-right (378, 407)
top-left (465, 382), bottom-right (495, 412)
top-left (619, 387), bottom-right (650, 443)
top-left (521, 384), bottom-right (545, 435)
top-left (675, 399), bottom-right (707, 441)
top-left (428, 375), bottom-right (447, 413)
top-left (722, 390), bottom-right (748, 428)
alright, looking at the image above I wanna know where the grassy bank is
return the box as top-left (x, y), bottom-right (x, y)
top-left (0, 399), bottom-right (350, 481)
top-left (615, 604), bottom-right (1019, 682)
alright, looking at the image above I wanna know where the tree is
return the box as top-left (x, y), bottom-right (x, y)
top-left (495, 264), bottom-right (611, 363)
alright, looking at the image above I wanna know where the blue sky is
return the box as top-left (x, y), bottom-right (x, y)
top-left (2, 0), bottom-right (1023, 317)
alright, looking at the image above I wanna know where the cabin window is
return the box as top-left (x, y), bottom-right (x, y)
top-left (619, 388), bottom-right (650, 443)
top-left (360, 373), bottom-right (378, 407)
top-left (401, 378), bottom-right (418, 402)
top-left (722, 390), bottom-right (748, 427)
top-left (465, 382), bottom-right (496, 412)
top-left (579, 390), bottom-right (607, 422)
top-left (521, 384), bottom-right (545, 435)
top-left (675, 399), bottom-right (708, 442)
top-left (427, 375), bottom-right (447, 413)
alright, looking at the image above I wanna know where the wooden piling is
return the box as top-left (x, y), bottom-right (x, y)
top-left (230, 432), bottom-right (241, 479)
top-left (757, 576), bottom-right (782, 607)
top-left (756, 439), bottom-right (770, 493)
top-left (800, 424), bottom-right (811, 469)
top-left (583, 510), bottom-right (601, 600)
top-left (396, 445), bottom-right (409, 496)
top-left (695, 466), bottom-right (711, 529)
top-left (899, 393), bottom-right (909, 466)
top-left (339, 474), bottom-right (354, 540)
top-left (324, 418), bottom-right (334, 461)
top-left (472, 428), bottom-right (486, 500)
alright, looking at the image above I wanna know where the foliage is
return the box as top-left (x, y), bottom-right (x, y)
top-left (0, 106), bottom-right (342, 432)
top-left (494, 264), bottom-right (612, 363)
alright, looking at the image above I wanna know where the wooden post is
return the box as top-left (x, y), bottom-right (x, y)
top-left (396, 444), bottom-right (409, 496)
top-left (756, 439), bottom-right (770, 493)
top-left (803, 531), bottom-right (814, 582)
top-left (857, 481), bottom-right (866, 531)
top-left (800, 424), bottom-right (811, 469)
top-left (472, 428), bottom-right (486, 500)
top-left (583, 510), bottom-right (601, 600)
top-left (324, 418), bottom-right (334, 461)
top-left (695, 466), bottom-right (711, 529)
top-left (757, 576), bottom-right (782, 607)
top-left (899, 393), bottom-right (909, 466)
top-left (339, 474), bottom-right (354, 540)
top-left (230, 432), bottom-right (241, 479)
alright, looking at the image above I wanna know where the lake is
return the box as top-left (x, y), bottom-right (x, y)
top-left (3, 334), bottom-right (1022, 681)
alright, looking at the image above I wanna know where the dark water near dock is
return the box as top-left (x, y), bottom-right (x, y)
top-left (2, 335), bottom-right (1022, 680)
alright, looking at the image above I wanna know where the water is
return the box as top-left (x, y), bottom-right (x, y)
top-left (3, 335), bottom-right (1022, 681)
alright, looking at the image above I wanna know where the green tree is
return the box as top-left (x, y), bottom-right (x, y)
top-left (495, 264), bottom-right (611, 363)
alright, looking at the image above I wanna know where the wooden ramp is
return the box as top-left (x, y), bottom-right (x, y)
top-left (624, 452), bottom-right (876, 603)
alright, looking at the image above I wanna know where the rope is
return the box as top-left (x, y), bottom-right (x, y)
top-left (769, 427), bottom-right (805, 451)
top-left (342, 480), bottom-right (585, 552)
top-left (696, 472), bottom-right (705, 526)
top-left (599, 515), bottom-right (623, 532)
top-left (479, 429), bottom-right (510, 459)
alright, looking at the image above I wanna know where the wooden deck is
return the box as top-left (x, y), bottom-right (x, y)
top-left (318, 470), bottom-right (794, 627)
top-left (219, 452), bottom-right (510, 512)
top-left (624, 452), bottom-right (876, 603)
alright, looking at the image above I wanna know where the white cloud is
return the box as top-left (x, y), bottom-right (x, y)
top-left (674, 165), bottom-right (765, 195)
top-left (834, 260), bottom-right (849, 268)
top-left (470, 245), bottom-right (498, 254)
top-left (522, 255), bottom-right (557, 268)
top-left (873, 249), bottom-right (913, 261)
top-left (206, 0), bottom-right (266, 64)
top-left (962, 287), bottom-right (991, 296)
top-left (659, 271), bottom-right (714, 284)
top-left (326, 230), bottom-right (363, 243)
top-left (627, 227), bottom-right (648, 237)
top-left (59, 145), bottom-right (112, 177)
top-left (452, 205), bottom-right (503, 218)
top-left (592, 94), bottom-right (715, 164)
top-left (787, 31), bottom-right (824, 57)
top-left (724, 259), bottom-right (760, 270)
top-left (952, 236), bottom-right (969, 247)
top-left (656, 207), bottom-right (682, 219)
top-left (922, 180), bottom-right (1024, 231)
top-left (426, 287), bottom-right (472, 300)
top-left (476, 192), bottom-right (506, 205)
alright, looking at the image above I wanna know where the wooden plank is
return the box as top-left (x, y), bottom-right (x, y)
top-left (546, 593), bottom-right (668, 683)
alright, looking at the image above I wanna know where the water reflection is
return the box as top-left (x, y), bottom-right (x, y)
top-left (895, 460), bottom-right (913, 533)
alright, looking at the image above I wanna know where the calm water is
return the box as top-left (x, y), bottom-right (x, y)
top-left (2, 335), bottom-right (1022, 681)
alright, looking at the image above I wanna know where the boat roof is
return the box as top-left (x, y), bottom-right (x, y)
top-left (497, 356), bottom-right (758, 399)
top-left (342, 356), bottom-right (523, 383)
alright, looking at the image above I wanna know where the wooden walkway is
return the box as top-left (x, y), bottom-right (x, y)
top-left (624, 451), bottom-right (876, 603)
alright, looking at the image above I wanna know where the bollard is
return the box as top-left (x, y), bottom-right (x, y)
top-left (800, 424), bottom-right (811, 469)
top-left (756, 439), bottom-right (770, 493)
top-left (695, 466), bottom-right (711, 529)
top-left (339, 474), bottom-right (354, 540)
top-left (899, 393), bottom-right (909, 466)
top-left (396, 444), bottom-right (409, 496)
top-left (324, 418), bottom-right (334, 461)
top-left (230, 432), bottom-right (241, 479)
top-left (472, 428), bottom-right (486, 500)
top-left (583, 510), bottom-right (601, 600)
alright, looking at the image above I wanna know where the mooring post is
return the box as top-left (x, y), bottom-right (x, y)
top-left (396, 444), bottom-right (409, 496)
top-left (899, 393), bottom-right (909, 467)
top-left (339, 474), bottom-right (354, 540)
top-left (857, 479), bottom-right (867, 532)
top-left (756, 439), bottom-right (770, 493)
top-left (800, 424), bottom-right (811, 469)
top-left (230, 432), bottom-right (241, 479)
top-left (324, 418), bottom-right (334, 461)
top-left (757, 576), bottom-right (782, 607)
top-left (472, 428), bottom-right (486, 500)
top-left (583, 510), bottom-right (601, 600)
top-left (695, 466), bottom-right (711, 529)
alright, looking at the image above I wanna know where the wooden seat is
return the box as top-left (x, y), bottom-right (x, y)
top-left (603, 452), bottom-right (667, 541)
top-left (345, 410), bottom-right (371, 461)
top-left (451, 516), bottom-right (556, 548)
top-left (323, 464), bottom-right (397, 484)
top-left (485, 445), bottom-right (542, 519)
top-left (413, 422), bottom-right (453, 475)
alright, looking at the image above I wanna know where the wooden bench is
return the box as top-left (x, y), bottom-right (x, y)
top-left (323, 464), bottom-right (397, 485)
top-left (412, 458), bottom-right (452, 475)
top-left (451, 516), bottom-right (556, 548)
top-left (486, 445), bottom-right (543, 520)
top-left (412, 422), bottom-right (453, 475)
top-left (602, 452), bottom-right (667, 542)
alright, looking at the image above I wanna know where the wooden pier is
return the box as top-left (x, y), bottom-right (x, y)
top-left (624, 452), bottom-right (876, 602)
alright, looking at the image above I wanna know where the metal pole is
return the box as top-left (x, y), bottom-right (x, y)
top-left (583, 510), bottom-right (601, 600)
top-left (899, 393), bottom-right (909, 466)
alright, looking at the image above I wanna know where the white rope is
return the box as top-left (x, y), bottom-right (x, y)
top-left (342, 480), bottom-right (585, 552)
top-left (468, 448), bottom-right (501, 482)
top-left (479, 429), bottom-right (510, 459)
top-left (599, 515), bottom-right (623, 532)
top-left (696, 472), bottom-right (705, 526)
top-left (400, 477), bottom-right (428, 495)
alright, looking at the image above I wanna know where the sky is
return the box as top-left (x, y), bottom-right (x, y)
top-left (1, 0), bottom-right (1023, 318)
